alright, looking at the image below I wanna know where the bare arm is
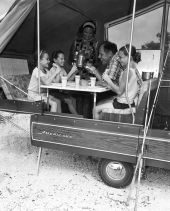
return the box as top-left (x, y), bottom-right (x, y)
top-left (102, 70), bottom-right (132, 95)
top-left (84, 64), bottom-right (102, 81)
top-left (41, 67), bottom-right (62, 85)
top-left (102, 72), bottom-right (121, 94)
top-left (93, 68), bottom-right (103, 81)
top-left (67, 64), bottom-right (78, 81)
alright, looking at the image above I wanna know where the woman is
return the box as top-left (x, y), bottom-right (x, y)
top-left (69, 20), bottom-right (98, 118)
top-left (50, 50), bottom-right (78, 115)
top-left (94, 44), bottom-right (142, 119)
top-left (69, 20), bottom-right (98, 68)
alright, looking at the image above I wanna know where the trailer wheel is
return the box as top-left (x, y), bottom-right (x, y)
top-left (98, 159), bottom-right (134, 188)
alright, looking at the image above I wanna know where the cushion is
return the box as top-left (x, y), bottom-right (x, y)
top-left (1, 74), bottom-right (31, 100)
top-left (101, 112), bottom-right (133, 123)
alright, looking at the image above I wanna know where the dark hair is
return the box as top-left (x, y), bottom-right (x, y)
top-left (51, 50), bottom-right (64, 61)
top-left (100, 41), bottom-right (118, 55)
top-left (78, 20), bottom-right (96, 35)
top-left (119, 44), bottom-right (141, 63)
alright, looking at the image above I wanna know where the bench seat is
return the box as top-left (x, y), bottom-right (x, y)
top-left (101, 78), bottom-right (158, 125)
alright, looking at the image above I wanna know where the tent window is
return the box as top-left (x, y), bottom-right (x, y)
top-left (163, 6), bottom-right (170, 79)
top-left (106, 6), bottom-right (163, 50)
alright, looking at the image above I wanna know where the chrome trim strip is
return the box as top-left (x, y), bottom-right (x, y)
top-left (39, 113), bottom-right (142, 126)
top-left (138, 135), bottom-right (170, 143)
top-left (144, 156), bottom-right (170, 163)
top-left (31, 122), bottom-right (170, 143)
top-left (0, 108), bottom-right (38, 114)
top-left (31, 138), bottom-right (136, 158)
top-left (31, 122), bottom-right (140, 139)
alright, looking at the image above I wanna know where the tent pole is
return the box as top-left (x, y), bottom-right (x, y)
top-left (37, 0), bottom-right (40, 94)
top-left (125, 0), bottom-right (137, 124)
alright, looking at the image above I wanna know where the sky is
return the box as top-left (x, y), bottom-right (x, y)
top-left (107, 7), bottom-right (163, 76)
top-left (0, 0), bottom-right (15, 18)
top-left (108, 7), bottom-right (163, 49)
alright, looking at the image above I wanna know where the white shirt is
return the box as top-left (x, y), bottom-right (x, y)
top-left (28, 67), bottom-right (49, 95)
top-left (50, 63), bottom-right (67, 83)
top-left (117, 62), bottom-right (142, 104)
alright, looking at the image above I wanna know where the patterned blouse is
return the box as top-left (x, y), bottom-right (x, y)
top-left (104, 53), bottom-right (125, 86)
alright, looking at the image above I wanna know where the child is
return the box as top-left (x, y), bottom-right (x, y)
top-left (28, 50), bottom-right (61, 112)
top-left (50, 50), bottom-right (78, 114)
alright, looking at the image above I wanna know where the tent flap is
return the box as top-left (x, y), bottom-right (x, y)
top-left (0, 0), bottom-right (161, 57)
top-left (0, 0), bottom-right (36, 54)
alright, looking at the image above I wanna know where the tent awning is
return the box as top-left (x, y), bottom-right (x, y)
top-left (0, 0), bottom-right (162, 57)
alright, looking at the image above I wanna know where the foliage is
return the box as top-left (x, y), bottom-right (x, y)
top-left (141, 33), bottom-right (161, 50)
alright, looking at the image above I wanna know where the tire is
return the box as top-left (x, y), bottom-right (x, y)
top-left (98, 158), bottom-right (134, 188)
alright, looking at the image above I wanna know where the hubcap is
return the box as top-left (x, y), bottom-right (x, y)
top-left (106, 162), bottom-right (126, 180)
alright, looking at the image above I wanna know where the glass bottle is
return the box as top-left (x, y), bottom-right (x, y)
top-left (77, 50), bottom-right (84, 68)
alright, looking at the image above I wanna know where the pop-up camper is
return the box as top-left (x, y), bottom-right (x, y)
top-left (0, 0), bottom-right (170, 191)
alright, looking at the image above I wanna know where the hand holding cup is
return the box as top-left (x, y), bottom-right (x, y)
top-left (72, 63), bottom-right (78, 71)
top-left (84, 62), bottom-right (96, 75)
top-left (70, 63), bottom-right (78, 74)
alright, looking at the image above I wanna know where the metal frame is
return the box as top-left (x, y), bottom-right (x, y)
top-left (105, 0), bottom-right (164, 42)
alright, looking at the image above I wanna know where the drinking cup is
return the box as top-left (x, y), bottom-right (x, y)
top-left (90, 77), bottom-right (96, 88)
top-left (61, 76), bottom-right (67, 87)
top-left (75, 75), bottom-right (80, 87)
top-left (80, 79), bottom-right (88, 86)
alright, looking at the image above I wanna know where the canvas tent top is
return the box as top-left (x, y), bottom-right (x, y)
top-left (0, 0), bottom-right (162, 60)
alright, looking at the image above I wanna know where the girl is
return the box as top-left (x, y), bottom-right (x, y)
top-left (94, 44), bottom-right (142, 119)
top-left (28, 50), bottom-right (61, 112)
top-left (50, 50), bottom-right (78, 115)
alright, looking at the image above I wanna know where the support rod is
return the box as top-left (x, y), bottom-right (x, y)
top-left (37, 0), bottom-right (40, 95)
top-left (125, 0), bottom-right (137, 124)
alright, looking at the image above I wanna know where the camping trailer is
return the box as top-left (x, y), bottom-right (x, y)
top-left (0, 0), bottom-right (170, 189)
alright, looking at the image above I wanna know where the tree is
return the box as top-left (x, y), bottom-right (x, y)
top-left (141, 33), bottom-right (161, 50)
top-left (141, 32), bottom-right (170, 50)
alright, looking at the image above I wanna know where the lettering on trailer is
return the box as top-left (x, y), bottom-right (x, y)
top-left (32, 122), bottom-right (139, 156)
top-left (37, 130), bottom-right (72, 139)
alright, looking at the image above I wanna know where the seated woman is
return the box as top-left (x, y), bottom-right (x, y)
top-left (50, 50), bottom-right (78, 115)
top-left (94, 44), bottom-right (142, 120)
top-left (28, 50), bottom-right (61, 113)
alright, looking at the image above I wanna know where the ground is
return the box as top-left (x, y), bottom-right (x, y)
top-left (0, 112), bottom-right (170, 211)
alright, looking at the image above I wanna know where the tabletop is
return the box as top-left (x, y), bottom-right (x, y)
top-left (41, 81), bottom-right (109, 93)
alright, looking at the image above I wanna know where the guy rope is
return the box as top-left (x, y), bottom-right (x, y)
top-left (126, 42), bottom-right (170, 211)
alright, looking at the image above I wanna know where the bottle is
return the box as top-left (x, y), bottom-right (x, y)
top-left (73, 51), bottom-right (78, 63)
top-left (77, 50), bottom-right (84, 68)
